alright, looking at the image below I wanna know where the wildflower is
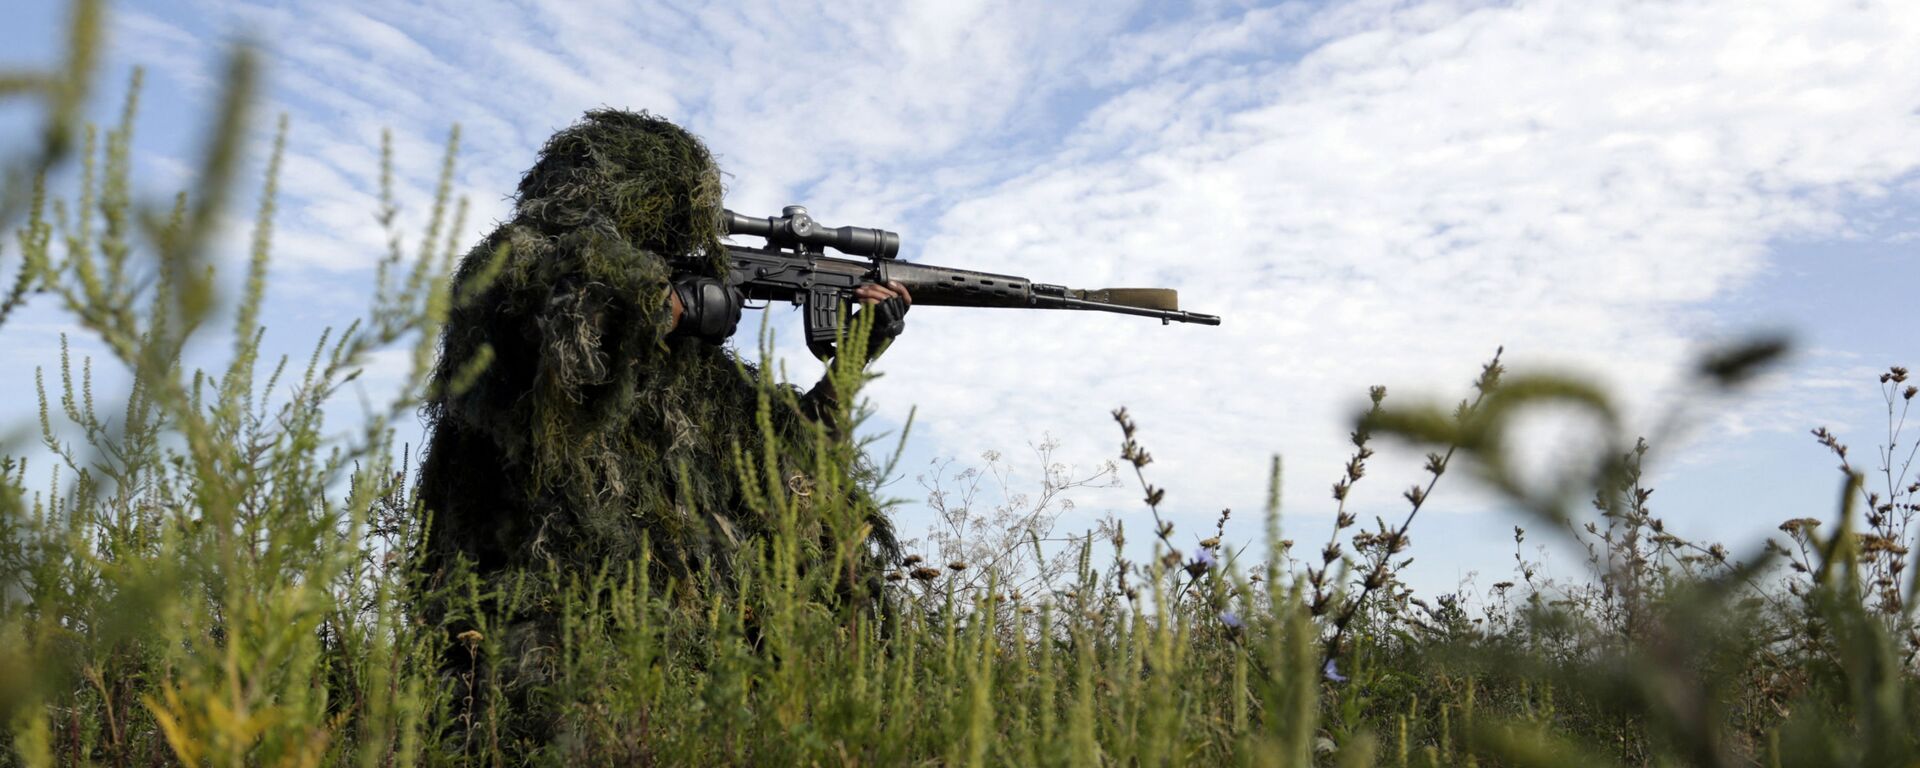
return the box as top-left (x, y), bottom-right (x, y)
top-left (1199, 536), bottom-right (1220, 549)
top-left (1218, 610), bottom-right (1244, 629)
top-left (1323, 658), bottom-right (1348, 684)
top-left (457, 630), bottom-right (484, 647)
top-left (1861, 535), bottom-right (1903, 554)
top-left (1185, 547), bottom-right (1215, 576)
top-left (1778, 518), bottom-right (1822, 534)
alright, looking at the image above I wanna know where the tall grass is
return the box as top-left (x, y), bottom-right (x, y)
top-left (3, 5), bottom-right (1919, 766)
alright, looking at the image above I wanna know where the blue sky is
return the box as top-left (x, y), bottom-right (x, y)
top-left (3, 0), bottom-right (1917, 598)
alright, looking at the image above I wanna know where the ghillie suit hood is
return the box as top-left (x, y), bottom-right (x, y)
top-left (417, 110), bottom-right (896, 592)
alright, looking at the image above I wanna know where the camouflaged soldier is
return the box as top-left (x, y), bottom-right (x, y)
top-left (414, 109), bottom-right (905, 748)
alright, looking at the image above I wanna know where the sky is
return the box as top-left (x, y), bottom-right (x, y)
top-left (2, 0), bottom-right (1917, 598)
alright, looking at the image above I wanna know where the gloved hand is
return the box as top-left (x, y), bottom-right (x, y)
top-left (867, 295), bottom-right (908, 339)
top-left (669, 276), bottom-right (743, 344)
top-left (852, 280), bottom-right (911, 359)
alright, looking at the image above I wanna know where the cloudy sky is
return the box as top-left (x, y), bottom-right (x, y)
top-left (3, 0), bottom-right (1917, 595)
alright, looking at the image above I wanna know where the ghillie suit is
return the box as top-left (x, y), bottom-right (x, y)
top-left (413, 110), bottom-right (898, 749)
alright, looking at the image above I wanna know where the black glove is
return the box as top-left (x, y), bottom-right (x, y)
top-left (866, 293), bottom-right (908, 340)
top-left (669, 276), bottom-right (743, 344)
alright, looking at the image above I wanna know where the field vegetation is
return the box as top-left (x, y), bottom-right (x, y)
top-left (3, 4), bottom-right (1917, 765)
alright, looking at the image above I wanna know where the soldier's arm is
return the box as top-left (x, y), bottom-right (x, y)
top-left (799, 281), bottom-right (911, 432)
top-left (663, 279), bottom-right (910, 349)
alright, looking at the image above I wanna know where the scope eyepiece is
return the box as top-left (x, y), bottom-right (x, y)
top-left (724, 206), bottom-right (900, 259)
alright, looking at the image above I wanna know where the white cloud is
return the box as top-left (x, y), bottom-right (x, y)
top-left (111, 10), bottom-right (216, 92)
top-left (863, 0), bottom-right (1920, 532)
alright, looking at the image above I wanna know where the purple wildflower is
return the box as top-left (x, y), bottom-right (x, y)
top-left (1323, 658), bottom-right (1348, 684)
top-left (1218, 610), bottom-right (1243, 629)
top-left (1185, 547), bottom-right (1215, 576)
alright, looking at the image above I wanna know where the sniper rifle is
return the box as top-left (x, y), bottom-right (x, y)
top-left (718, 205), bottom-right (1221, 359)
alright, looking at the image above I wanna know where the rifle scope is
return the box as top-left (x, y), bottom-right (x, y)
top-left (724, 206), bottom-right (900, 259)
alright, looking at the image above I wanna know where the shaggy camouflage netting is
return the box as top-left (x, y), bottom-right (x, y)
top-left (417, 110), bottom-right (893, 591)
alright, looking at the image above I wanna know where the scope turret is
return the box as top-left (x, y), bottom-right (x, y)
top-left (723, 205), bottom-right (900, 259)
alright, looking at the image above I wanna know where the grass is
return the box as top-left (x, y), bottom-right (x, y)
top-left (2, 4), bottom-right (1919, 765)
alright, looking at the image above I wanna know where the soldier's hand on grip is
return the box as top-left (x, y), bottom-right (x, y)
top-left (853, 280), bottom-right (911, 340)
